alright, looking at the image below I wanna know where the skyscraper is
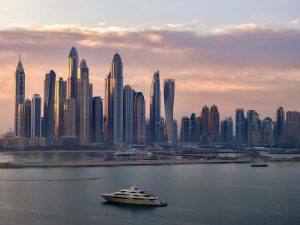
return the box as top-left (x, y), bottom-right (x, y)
top-left (55, 77), bottom-right (67, 142)
top-left (189, 113), bottom-right (198, 142)
top-left (173, 120), bottom-right (178, 144)
top-left (14, 56), bottom-right (25, 136)
top-left (180, 116), bottom-right (190, 143)
top-left (145, 119), bottom-right (151, 144)
top-left (134, 92), bottom-right (146, 144)
top-left (24, 99), bottom-right (32, 138)
top-left (91, 97), bottom-right (104, 143)
top-left (200, 105), bottom-right (209, 144)
top-left (285, 111), bottom-right (300, 147)
top-left (67, 47), bottom-right (79, 99)
top-left (63, 98), bottom-right (76, 136)
top-left (261, 117), bottom-right (273, 146)
top-left (104, 73), bottom-right (112, 144)
top-left (19, 99), bottom-right (31, 138)
top-left (247, 110), bottom-right (260, 146)
top-left (123, 85), bottom-right (134, 144)
top-left (31, 94), bottom-right (41, 139)
top-left (89, 83), bottom-right (93, 140)
top-left (164, 79), bottom-right (175, 144)
top-left (275, 105), bottom-right (285, 144)
top-left (104, 53), bottom-right (124, 145)
top-left (17, 104), bottom-right (25, 137)
top-left (235, 108), bottom-right (245, 145)
top-left (150, 71), bottom-right (161, 143)
top-left (78, 59), bottom-right (91, 144)
top-left (43, 70), bottom-right (56, 143)
top-left (209, 104), bottom-right (220, 143)
top-left (221, 117), bottom-right (233, 144)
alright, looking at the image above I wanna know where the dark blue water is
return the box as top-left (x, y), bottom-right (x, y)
top-left (0, 163), bottom-right (299, 225)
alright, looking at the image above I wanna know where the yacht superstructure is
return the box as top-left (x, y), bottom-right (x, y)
top-left (101, 186), bottom-right (167, 206)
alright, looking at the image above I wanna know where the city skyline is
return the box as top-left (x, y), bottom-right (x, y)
top-left (1, 1), bottom-right (300, 134)
top-left (5, 46), bottom-right (300, 137)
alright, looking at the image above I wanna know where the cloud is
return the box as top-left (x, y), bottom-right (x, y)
top-left (0, 23), bottom-right (300, 134)
top-left (290, 19), bottom-right (300, 25)
top-left (213, 23), bottom-right (260, 34)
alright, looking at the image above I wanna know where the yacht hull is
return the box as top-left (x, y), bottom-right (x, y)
top-left (101, 194), bottom-right (167, 207)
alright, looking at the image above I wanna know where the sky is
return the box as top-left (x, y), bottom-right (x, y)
top-left (0, 0), bottom-right (300, 135)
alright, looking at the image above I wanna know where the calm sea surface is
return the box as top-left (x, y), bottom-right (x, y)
top-left (0, 161), bottom-right (299, 225)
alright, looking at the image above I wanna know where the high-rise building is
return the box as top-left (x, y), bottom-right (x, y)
top-left (78, 59), bottom-right (91, 144)
top-left (112, 53), bottom-right (124, 146)
top-left (164, 79), bottom-right (175, 144)
top-left (31, 94), bottom-right (41, 139)
top-left (14, 56), bottom-right (25, 136)
top-left (275, 105), bottom-right (285, 144)
top-left (43, 70), bottom-right (56, 143)
top-left (285, 111), bottom-right (300, 147)
top-left (17, 104), bottom-right (25, 137)
top-left (134, 92), bottom-right (146, 144)
top-left (173, 120), bottom-right (178, 144)
top-left (189, 113), bottom-right (198, 142)
top-left (261, 117), bottom-right (273, 146)
top-left (235, 108), bottom-right (245, 145)
top-left (123, 85), bottom-right (134, 144)
top-left (89, 83), bottom-right (93, 140)
top-left (150, 71), bottom-right (161, 143)
top-left (145, 119), bottom-right (151, 144)
top-left (24, 99), bottom-right (32, 139)
top-left (247, 110), bottom-right (260, 146)
top-left (221, 117), bottom-right (233, 144)
top-left (197, 116), bottom-right (203, 139)
top-left (91, 97), bottom-right (104, 143)
top-left (104, 53), bottom-right (124, 145)
top-left (104, 73), bottom-right (112, 144)
top-left (67, 47), bottom-right (79, 99)
top-left (55, 77), bottom-right (67, 142)
top-left (209, 104), bottom-right (220, 143)
top-left (19, 99), bottom-right (32, 138)
top-left (63, 98), bottom-right (76, 136)
top-left (160, 117), bottom-right (165, 142)
top-left (200, 105), bottom-right (209, 144)
top-left (180, 116), bottom-right (190, 143)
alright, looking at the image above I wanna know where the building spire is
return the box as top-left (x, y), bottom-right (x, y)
top-left (16, 55), bottom-right (24, 72)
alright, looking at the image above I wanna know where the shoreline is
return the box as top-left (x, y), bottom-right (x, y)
top-left (0, 158), bottom-right (299, 169)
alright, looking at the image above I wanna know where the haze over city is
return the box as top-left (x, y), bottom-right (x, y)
top-left (1, 0), bottom-right (300, 135)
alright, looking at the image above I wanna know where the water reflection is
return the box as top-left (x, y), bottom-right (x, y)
top-left (101, 202), bottom-right (157, 212)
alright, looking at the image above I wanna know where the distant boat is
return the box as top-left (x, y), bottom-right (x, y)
top-left (251, 157), bottom-right (268, 167)
top-left (101, 186), bottom-right (167, 207)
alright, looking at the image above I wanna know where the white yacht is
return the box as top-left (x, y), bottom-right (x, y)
top-left (101, 186), bottom-right (167, 207)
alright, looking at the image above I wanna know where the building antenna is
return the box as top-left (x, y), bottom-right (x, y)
top-left (19, 54), bottom-right (21, 62)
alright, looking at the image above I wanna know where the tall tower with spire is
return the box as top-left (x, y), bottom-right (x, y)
top-left (275, 105), bottom-right (285, 144)
top-left (111, 52), bottom-right (123, 145)
top-left (14, 55), bottom-right (25, 136)
top-left (164, 79), bottom-right (175, 144)
top-left (43, 70), bottom-right (56, 143)
top-left (150, 71), bottom-right (161, 143)
top-left (104, 52), bottom-right (123, 145)
top-left (78, 58), bottom-right (91, 144)
top-left (67, 47), bottom-right (79, 99)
